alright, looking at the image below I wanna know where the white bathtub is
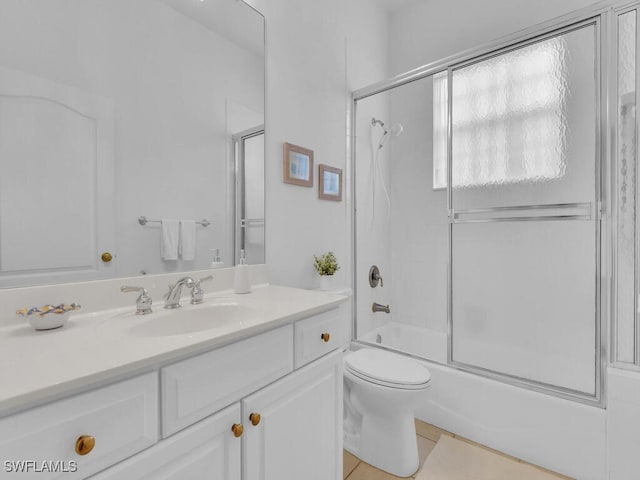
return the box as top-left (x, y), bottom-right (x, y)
top-left (356, 322), bottom-right (606, 480)
top-left (360, 321), bottom-right (448, 363)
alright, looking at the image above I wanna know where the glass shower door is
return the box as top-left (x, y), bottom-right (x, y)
top-left (448, 21), bottom-right (600, 401)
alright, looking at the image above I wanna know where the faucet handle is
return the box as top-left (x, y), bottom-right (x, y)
top-left (191, 275), bottom-right (214, 304)
top-left (369, 265), bottom-right (384, 288)
top-left (120, 285), bottom-right (152, 315)
top-left (196, 275), bottom-right (213, 286)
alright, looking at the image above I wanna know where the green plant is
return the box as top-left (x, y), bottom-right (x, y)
top-left (313, 251), bottom-right (340, 276)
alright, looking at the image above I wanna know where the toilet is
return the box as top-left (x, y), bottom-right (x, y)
top-left (343, 348), bottom-right (431, 478)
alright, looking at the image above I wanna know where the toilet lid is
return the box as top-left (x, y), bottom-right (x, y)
top-left (345, 349), bottom-right (431, 388)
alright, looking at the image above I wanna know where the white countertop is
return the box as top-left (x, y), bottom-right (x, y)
top-left (0, 284), bottom-right (348, 417)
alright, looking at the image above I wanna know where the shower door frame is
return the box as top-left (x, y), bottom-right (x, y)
top-left (611, 4), bottom-right (640, 371)
top-left (233, 125), bottom-right (265, 265)
top-left (350, 3), bottom-right (612, 407)
top-left (445, 18), bottom-right (605, 406)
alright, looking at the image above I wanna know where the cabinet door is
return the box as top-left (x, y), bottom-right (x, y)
top-left (89, 404), bottom-right (241, 480)
top-left (242, 350), bottom-right (343, 480)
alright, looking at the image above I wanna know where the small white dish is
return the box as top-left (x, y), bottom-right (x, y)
top-left (16, 303), bottom-right (81, 331)
top-left (28, 312), bottom-right (70, 331)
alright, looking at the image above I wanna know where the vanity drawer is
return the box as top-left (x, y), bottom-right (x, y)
top-left (294, 309), bottom-right (343, 368)
top-left (0, 372), bottom-right (158, 479)
top-left (161, 324), bottom-right (293, 437)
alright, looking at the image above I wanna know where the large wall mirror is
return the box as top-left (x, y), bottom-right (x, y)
top-left (0, 0), bottom-right (265, 288)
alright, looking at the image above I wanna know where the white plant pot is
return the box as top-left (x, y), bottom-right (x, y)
top-left (319, 275), bottom-right (334, 291)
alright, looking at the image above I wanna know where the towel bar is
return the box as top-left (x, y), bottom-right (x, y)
top-left (138, 216), bottom-right (210, 227)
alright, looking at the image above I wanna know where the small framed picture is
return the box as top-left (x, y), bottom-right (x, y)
top-left (318, 164), bottom-right (343, 201)
top-left (283, 142), bottom-right (314, 187)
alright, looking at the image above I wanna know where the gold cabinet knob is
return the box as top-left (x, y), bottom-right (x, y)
top-left (321, 332), bottom-right (330, 343)
top-left (249, 412), bottom-right (261, 426)
top-left (101, 252), bottom-right (113, 263)
top-left (231, 423), bottom-right (244, 438)
top-left (75, 435), bottom-right (95, 456)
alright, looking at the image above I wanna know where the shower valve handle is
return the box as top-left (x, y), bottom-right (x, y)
top-left (369, 265), bottom-right (384, 288)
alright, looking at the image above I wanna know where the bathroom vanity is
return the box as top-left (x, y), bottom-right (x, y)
top-left (0, 269), bottom-right (347, 479)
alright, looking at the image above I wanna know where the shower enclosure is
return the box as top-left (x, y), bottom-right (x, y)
top-left (352, 16), bottom-right (604, 404)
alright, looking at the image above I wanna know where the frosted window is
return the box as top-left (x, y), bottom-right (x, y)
top-left (451, 38), bottom-right (568, 188)
top-left (450, 25), bottom-right (596, 210)
top-left (616, 11), bottom-right (637, 364)
top-left (434, 38), bottom-right (572, 189)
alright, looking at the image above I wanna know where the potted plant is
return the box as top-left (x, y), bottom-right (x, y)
top-left (313, 251), bottom-right (340, 291)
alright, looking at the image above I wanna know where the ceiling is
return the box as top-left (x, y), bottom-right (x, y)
top-left (374, 0), bottom-right (422, 13)
top-left (157, 0), bottom-right (264, 57)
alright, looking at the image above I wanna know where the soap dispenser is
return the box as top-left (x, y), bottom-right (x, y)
top-left (234, 249), bottom-right (251, 294)
top-left (210, 248), bottom-right (224, 269)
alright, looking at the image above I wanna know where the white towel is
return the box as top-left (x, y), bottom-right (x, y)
top-left (160, 219), bottom-right (180, 261)
top-left (179, 220), bottom-right (196, 261)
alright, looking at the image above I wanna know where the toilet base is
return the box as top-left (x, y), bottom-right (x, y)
top-left (343, 350), bottom-right (431, 478)
top-left (358, 411), bottom-right (419, 477)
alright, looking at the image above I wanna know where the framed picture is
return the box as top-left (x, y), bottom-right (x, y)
top-left (318, 164), bottom-right (343, 201)
top-left (283, 142), bottom-right (314, 187)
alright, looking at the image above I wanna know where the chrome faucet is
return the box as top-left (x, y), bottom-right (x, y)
top-left (190, 275), bottom-right (213, 304)
top-left (121, 285), bottom-right (152, 315)
top-left (372, 302), bottom-right (390, 314)
top-left (164, 277), bottom-right (196, 309)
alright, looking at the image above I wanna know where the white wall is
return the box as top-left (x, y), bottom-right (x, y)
top-left (244, 0), bottom-right (390, 293)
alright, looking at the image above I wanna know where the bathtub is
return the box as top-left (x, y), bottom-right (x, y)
top-left (355, 322), bottom-right (606, 480)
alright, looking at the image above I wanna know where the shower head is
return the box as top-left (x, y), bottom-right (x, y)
top-left (389, 123), bottom-right (403, 137)
top-left (376, 121), bottom-right (403, 149)
top-left (372, 117), bottom-right (386, 133)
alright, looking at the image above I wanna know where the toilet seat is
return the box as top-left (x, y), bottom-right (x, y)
top-left (345, 348), bottom-right (431, 390)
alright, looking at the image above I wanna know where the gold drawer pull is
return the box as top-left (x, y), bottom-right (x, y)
top-left (249, 412), bottom-right (261, 426)
top-left (321, 332), bottom-right (330, 343)
top-left (101, 252), bottom-right (113, 263)
top-left (231, 423), bottom-right (244, 437)
top-left (75, 435), bottom-right (95, 456)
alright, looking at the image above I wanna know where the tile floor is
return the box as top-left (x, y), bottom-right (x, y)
top-left (343, 420), bottom-right (573, 480)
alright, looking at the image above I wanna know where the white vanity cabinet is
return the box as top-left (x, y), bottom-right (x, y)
top-left (0, 301), bottom-right (344, 480)
top-left (242, 350), bottom-right (343, 480)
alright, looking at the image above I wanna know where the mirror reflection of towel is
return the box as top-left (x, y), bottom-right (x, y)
top-left (161, 219), bottom-right (180, 261)
top-left (180, 220), bottom-right (196, 261)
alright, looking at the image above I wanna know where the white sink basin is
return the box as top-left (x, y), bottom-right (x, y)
top-left (128, 302), bottom-right (253, 337)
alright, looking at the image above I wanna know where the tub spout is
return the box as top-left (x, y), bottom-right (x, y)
top-left (372, 302), bottom-right (390, 314)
